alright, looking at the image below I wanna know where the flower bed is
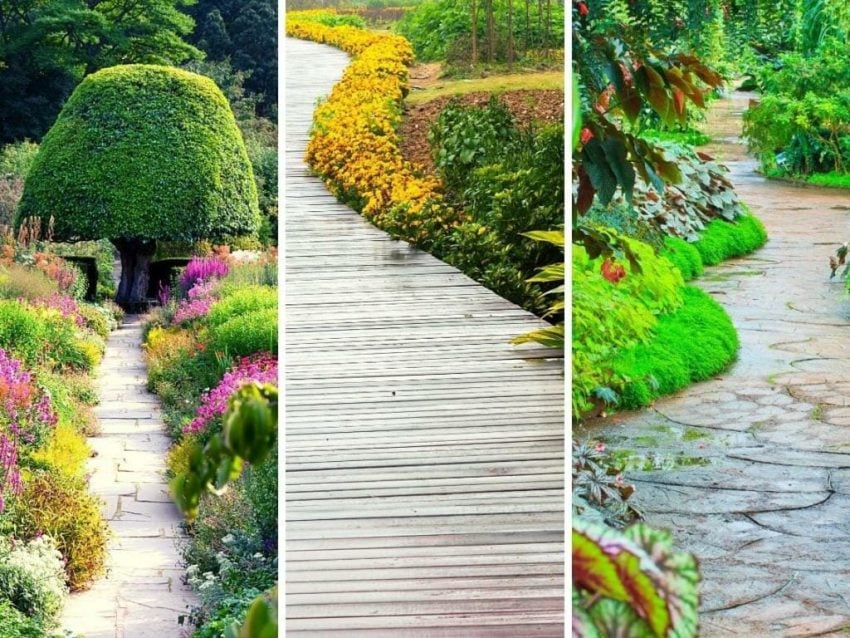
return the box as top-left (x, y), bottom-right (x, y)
top-left (287, 11), bottom-right (463, 247)
top-left (143, 250), bottom-right (278, 637)
top-left (0, 239), bottom-right (116, 635)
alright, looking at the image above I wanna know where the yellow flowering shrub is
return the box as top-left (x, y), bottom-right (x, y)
top-left (287, 11), bottom-right (465, 247)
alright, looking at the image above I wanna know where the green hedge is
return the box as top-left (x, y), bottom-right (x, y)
top-left (612, 286), bottom-right (739, 409)
top-left (661, 213), bottom-right (767, 281)
top-left (18, 65), bottom-right (260, 243)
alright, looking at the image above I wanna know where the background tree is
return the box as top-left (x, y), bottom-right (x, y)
top-left (187, 0), bottom-right (278, 117)
top-left (0, 0), bottom-right (201, 144)
top-left (16, 64), bottom-right (260, 307)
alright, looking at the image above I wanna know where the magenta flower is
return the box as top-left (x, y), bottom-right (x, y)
top-left (0, 349), bottom-right (57, 511)
top-left (183, 353), bottom-right (278, 436)
top-left (179, 256), bottom-right (230, 294)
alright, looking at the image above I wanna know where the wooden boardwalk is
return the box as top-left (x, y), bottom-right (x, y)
top-left (285, 37), bottom-right (565, 637)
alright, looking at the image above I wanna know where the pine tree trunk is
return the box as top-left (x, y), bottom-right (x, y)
top-left (508, 0), bottom-right (514, 70)
top-left (472, 0), bottom-right (479, 65)
top-left (113, 238), bottom-right (157, 309)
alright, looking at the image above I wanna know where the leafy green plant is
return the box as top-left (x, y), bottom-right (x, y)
top-left (573, 517), bottom-right (700, 637)
top-left (207, 287), bottom-right (278, 327)
top-left (572, 440), bottom-right (640, 527)
top-left (210, 309), bottom-right (278, 358)
top-left (513, 230), bottom-right (564, 348)
top-left (612, 286), bottom-right (738, 409)
top-left (572, 235), bottom-right (684, 416)
top-left (9, 469), bottom-right (108, 591)
top-left (0, 535), bottom-right (68, 629)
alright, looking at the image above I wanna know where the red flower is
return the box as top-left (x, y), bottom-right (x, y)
top-left (580, 127), bottom-right (593, 145)
top-left (577, 1), bottom-right (589, 16)
top-left (601, 259), bottom-right (627, 284)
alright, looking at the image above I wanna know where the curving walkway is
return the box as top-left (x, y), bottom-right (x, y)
top-left (61, 316), bottom-right (196, 637)
top-left (588, 92), bottom-right (850, 636)
top-left (285, 38), bottom-right (565, 636)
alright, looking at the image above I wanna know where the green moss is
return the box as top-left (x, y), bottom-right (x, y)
top-left (692, 214), bottom-right (767, 266)
top-left (613, 286), bottom-right (739, 409)
top-left (660, 236), bottom-right (704, 281)
top-left (17, 64), bottom-right (260, 243)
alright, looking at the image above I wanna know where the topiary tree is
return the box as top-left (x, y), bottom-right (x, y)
top-left (16, 64), bottom-right (260, 308)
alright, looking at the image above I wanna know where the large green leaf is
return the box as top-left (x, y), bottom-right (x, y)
top-left (572, 518), bottom-right (700, 638)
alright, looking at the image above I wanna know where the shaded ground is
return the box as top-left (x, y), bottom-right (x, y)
top-left (401, 89), bottom-right (564, 174)
top-left (584, 92), bottom-right (850, 636)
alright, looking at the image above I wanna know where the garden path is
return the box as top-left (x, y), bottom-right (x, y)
top-left (60, 316), bottom-right (197, 637)
top-left (588, 92), bottom-right (850, 635)
top-left (285, 38), bottom-right (565, 636)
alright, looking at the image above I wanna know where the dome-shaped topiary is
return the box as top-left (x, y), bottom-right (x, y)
top-left (17, 64), bottom-right (260, 307)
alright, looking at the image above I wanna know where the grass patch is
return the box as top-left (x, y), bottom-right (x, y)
top-left (406, 71), bottom-right (564, 104)
top-left (693, 214), bottom-right (768, 266)
top-left (612, 286), bottom-right (739, 410)
top-left (807, 172), bottom-right (850, 189)
top-left (661, 214), bottom-right (767, 282)
top-left (641, 128), bottom-right (711, 147)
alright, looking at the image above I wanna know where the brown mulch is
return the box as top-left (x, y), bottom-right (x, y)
top-left (400, 89), bottom-right (565, 175)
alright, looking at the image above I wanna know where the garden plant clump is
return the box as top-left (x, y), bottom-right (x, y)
top-left (0, 233), bottom-right (114, 636)
top-left (144, 249), bottom-right (278, 637)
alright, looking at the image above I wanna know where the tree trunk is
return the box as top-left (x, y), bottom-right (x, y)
top-left (471, 0), bottom-right (478, 65)
top-left (485, 0), bottom-right (495, 63)
top-left (507, 0), bottom-right (514, 71)
top-left (113, 238), bottom-right (156, 309)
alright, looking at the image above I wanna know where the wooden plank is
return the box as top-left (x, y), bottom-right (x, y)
top-left (284, 36), bottom-right (564, 633)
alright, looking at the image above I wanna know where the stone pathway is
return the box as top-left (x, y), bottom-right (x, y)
top-left (60, 316), bottom-right (197, 637)
top-left (587, 92), bottom-right (850, 636)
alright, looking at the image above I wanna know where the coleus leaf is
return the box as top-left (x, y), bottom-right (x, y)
top-left (572, 518), bottom-right (700, 638)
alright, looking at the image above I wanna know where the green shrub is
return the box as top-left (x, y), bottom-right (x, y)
top-left (18, 65), bottom-right (260, 245)
top-left (429, 97), bottom-right (520, 192)
top-left (0, 142), bottom-right (39, 180)
top-left (0, 301), bottom-right (100, 372)
top-left (0, 535), bottom-right (67, 629)
top-left (693, 214), bottom-right (767, 266)
top-left (572, 237), bottom-right (684, 416)
top-left (210, 308), bottom-right (277, 358)
top-left (244, 446), bottom-right (277, 548)
top-left (613, 286), bottom-right (739, 409)
top-left (207, 286), bottom-right (277, 327)
top-left (185, 484), bottom-right (259, 575)
top-left (10, 470), bottom-right (108, 591)
top-left (661, 236), bottom-right (704, 281)
top-left (0, 598), bottom-right (44, 638)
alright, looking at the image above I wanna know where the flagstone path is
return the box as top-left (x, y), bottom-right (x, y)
top-left (60, 316), bottom-right (197, 637)
top-left (586, 92), bottom-right (850, 636)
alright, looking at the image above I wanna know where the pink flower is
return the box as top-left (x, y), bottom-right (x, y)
top-left (183, 353), bottom-right (278, 436)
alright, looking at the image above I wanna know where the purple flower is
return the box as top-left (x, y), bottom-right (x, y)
top-left (0, 349), bottom-right (57, 511)
top-left (183, 353), bottom-right (278, 436)
top-left (179, 256), bottom-right (229, 294)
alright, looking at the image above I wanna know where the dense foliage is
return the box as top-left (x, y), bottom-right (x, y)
top-left (144, 251), bottom-right (277, 637)
top-left (0, 0), bottom-right (202, 144)
top-left (187, 0), bottom-right (279, 117)
top-left (18, 65), bottom-right (261, 305)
